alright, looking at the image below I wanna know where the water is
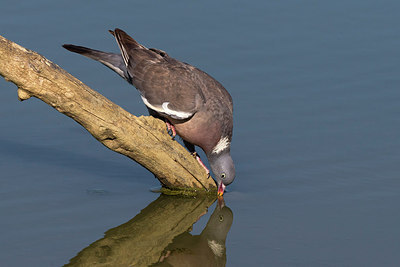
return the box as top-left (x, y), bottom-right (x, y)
top-left (1, 1), bottom-right (400, 266)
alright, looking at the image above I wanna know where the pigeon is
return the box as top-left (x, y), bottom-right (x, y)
top-left (63, 28), bottom-right (235, 195)
top-left (156, 199), bottom-right (233, 266)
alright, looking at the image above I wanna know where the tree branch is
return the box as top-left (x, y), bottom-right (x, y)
top-left (0, 34), bottom-right (216, 194)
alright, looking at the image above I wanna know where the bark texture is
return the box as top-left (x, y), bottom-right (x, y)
top-left (0, 35), bottom-right (216, 193)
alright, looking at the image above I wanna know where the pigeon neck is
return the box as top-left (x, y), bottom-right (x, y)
top-left (211, 136), bottom-right (231, 155)
top-left (207, 147), bottom-right (231, 162)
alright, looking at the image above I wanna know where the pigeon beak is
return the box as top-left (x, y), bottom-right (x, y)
top-left (217, 182), bottom-right (226, 197)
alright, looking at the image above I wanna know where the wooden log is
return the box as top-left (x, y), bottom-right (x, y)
top-left (0, 34), bottom-right (216, 194)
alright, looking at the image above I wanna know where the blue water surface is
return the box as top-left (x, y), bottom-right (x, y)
top-left (1, 1), bottom-right (400, 266)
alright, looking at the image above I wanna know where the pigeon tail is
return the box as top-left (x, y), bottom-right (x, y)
top-left (62, 44), bottom-right (129, 81)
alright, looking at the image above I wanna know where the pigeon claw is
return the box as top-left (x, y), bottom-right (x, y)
top-left (165, 121), bottom-right (176, 140)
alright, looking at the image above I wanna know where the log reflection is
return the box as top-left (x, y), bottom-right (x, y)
top-left (65, 194), bottom-right (233, 267)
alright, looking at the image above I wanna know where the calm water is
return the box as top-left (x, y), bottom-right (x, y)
top-left (1, 1), bottom-right (400, 266)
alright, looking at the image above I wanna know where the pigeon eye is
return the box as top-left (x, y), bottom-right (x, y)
top-left (219, 215), bottom-right (224, 222)
top-left (221, 173), bottom-right (226, 179)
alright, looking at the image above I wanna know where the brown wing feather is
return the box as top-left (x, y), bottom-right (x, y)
top-left (112, 29), bottom-right (205, 117)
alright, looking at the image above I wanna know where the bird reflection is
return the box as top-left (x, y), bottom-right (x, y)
top-left (65, 195), bottom-right (233, 267)
top-left (154, 198), bottom-right (233, 267)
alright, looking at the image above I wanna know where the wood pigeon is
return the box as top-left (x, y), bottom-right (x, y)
top-left (63, 29), bottom-right (235, 195)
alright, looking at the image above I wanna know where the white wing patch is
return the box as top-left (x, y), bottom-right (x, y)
top-left (212, 136), bottom-right (230, 154)
top-left (141, 96), bottom-right (193, 120)
top-left (207, 239), bottom-right (224, 257)
top-left (161, 102), bottom-right (193, 119)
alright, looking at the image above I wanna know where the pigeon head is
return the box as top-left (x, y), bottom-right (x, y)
top-left (208, 151), bottom-right (235, 196)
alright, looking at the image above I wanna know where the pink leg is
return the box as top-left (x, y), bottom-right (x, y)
top-left (165, 121), bottom-right (176, 139)
top-left (193, 152), bottom-right (210, 175)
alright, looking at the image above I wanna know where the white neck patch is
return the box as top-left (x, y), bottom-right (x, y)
top-left (207, 239), bottom-right (224, 257)
top-left (212, 136), bottom-right (230, 154)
